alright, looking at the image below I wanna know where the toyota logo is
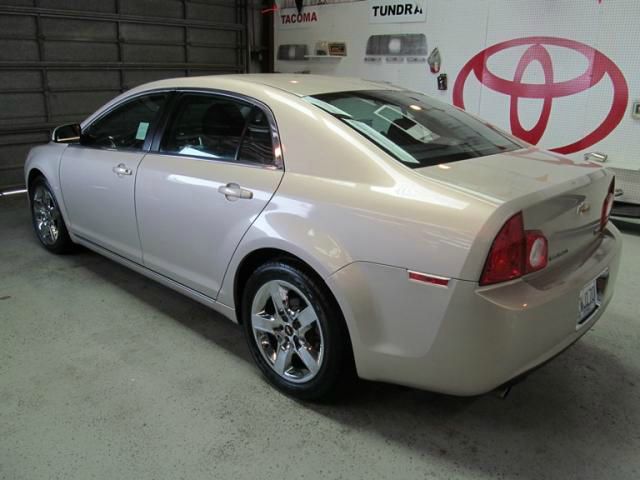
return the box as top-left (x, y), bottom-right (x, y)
top-left (453, 37), bottom-right (628, 154)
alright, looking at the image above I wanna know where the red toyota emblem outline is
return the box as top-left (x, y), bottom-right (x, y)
top-left (453, 36), bottom-right (629, 154)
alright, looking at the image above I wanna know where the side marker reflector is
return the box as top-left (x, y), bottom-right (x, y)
top-left (408, 271), bottom-right (449, 287)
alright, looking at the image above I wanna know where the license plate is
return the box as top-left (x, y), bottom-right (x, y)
top-left (577, 279), bottom-right (599, 326)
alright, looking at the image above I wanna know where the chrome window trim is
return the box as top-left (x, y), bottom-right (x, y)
top-left (145, 150), bottom-right (283, 171)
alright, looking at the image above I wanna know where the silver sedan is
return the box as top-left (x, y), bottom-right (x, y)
top-left (25, 74), bottom-right (621, 400)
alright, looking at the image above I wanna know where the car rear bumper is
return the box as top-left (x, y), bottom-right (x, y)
top-left (328, 224), bottom-right (622, 395)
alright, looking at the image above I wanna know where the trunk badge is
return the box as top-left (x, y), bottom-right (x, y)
top-left (577, 201), bottom-right (591, 215)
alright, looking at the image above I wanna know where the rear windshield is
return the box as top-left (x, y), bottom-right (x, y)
top-left (305, 90), bottom-right (522, 169)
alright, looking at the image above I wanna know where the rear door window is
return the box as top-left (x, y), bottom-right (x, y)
top-left (161, 94), bottom-right (275, 166)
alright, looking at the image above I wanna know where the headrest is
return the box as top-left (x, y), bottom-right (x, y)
top-left (202, 102), bottom-right (245, 136)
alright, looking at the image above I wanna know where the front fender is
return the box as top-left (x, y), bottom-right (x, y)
top-left (24, 143), bottom-right (72, 231)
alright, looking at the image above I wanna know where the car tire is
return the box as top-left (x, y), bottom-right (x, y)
top-left (29, 176), bottom-right (74, 254)
top-left (242, 260), bottom-right (353, 401)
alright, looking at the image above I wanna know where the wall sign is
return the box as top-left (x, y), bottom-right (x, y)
top-left (364, 33), bottom-right (427, 62)
top-left (277, 44), bottom-right (308, 60)
top-left (453, 36), bottom-right (629, 154)
top-left (368, 0), bottom-right (426, 24)
top-left (278, 7), bottom-right (320, 29)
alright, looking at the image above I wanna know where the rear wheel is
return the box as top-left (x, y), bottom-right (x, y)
top-left (242, 261), bottom-right (352, 401)
top-left (30, 177), bottom-right (73, 254)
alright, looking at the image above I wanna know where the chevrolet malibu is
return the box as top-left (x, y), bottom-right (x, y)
top-left (25, 74), bottom-right (621, 400)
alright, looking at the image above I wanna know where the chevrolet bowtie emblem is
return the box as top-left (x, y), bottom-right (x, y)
top-left (577, 201), bottom-right (591, 214)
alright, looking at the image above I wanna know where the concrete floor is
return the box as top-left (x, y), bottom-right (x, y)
top-left (1, 194), bottom-right (639, 480)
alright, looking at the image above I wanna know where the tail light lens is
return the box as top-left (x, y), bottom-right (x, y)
top-left (480, 212), bottom-right (548, 286)
top-left (600, 177), bottom-right (615, 232)
top-left (480, 213), bottom-right (525, 286)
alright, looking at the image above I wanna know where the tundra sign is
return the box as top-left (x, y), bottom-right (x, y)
top-left (369, 0), bottom-right (426, 24)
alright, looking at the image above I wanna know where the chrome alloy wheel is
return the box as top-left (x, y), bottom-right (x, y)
top-left (32, 185), bottom-right (61, 246)
top-left (250, 280), bottom-right (324, 383)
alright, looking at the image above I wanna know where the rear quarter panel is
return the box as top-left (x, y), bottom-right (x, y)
top-left (217, 93), bottom-right (497, 308)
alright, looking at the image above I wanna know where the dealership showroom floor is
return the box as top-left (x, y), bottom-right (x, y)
top-left (1, 194), bottom-right (640, 479)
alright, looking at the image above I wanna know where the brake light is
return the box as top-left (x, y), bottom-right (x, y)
top-left (600, 177), bottom-right (615, 232)
top-left (480, 212), bottom-right (548, 286)
top-left (480, 213), bottom-right (525, 286)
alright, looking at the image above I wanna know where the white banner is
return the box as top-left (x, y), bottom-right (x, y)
top-left (368, 0), bottom-right (426, 23)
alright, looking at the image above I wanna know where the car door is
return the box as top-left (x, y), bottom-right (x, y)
top-left (136, 92), bottom-right (284, 298)
top-left (59, 92), bottom-right (168, 263)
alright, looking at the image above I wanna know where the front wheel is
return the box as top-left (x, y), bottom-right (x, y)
top-left (242, 261), bottom-right (353, 401)
top-left (30, 177), bottom-right (74, 254)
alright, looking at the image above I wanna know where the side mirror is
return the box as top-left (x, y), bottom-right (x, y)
top-left (51, 123), bottom-right (81, 143)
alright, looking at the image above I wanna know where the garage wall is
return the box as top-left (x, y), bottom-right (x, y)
top-left (0, 0), bottom-right (250, 191)
top-left (273, 0), bottom-right (640, 170)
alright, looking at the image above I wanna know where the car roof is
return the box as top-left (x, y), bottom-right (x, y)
top-left (134, 73), bottom-right (403, 97)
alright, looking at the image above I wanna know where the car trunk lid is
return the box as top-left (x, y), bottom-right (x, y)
top-left (416, 147), bottom-right (613, 270)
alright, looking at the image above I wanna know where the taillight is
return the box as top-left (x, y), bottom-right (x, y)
top-left (480, 213), bottom-right (525, 286)
top-left (480, 212), bottom-right (548, 286)
top-left (600, 177), bottom-right (615, 232)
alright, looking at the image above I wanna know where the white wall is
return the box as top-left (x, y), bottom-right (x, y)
top-left (274, 0), bottom-right (640, 168)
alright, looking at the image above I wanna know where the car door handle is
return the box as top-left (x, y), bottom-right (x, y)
top-left (112, 163), bottom-right (132, 176)
top-left (218, 182), bottom-right (253, 200)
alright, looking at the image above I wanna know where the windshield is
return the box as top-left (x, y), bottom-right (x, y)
top-left (305, 90), bottom-right (523, 169)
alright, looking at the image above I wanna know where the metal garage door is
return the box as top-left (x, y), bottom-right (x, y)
top-left (0, 0), bottom-right (249, 191)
